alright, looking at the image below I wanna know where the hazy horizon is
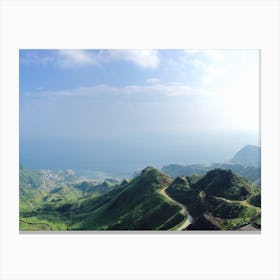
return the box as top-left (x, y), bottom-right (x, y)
top-left (20, 49), bottom-right (260, 177)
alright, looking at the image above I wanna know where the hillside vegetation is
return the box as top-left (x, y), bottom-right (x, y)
top-left (166, 169), bottom-right (261, 230)
top-left (20, 166), bottom-right (261, 231)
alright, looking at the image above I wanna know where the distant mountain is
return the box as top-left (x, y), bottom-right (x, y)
top-left (231, 145), bottom-right (260, 167)
top-left (20, 166), bottom-right (261, 231)
top-left (162, 164), bottom-right (206, 177)
top-left (161, 145), bottom-right (261, 187)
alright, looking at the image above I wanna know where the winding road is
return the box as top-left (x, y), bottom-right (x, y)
top-left (159, 187), bottom-right (193, 230)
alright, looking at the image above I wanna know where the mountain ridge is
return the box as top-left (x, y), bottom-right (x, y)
top-left (20, 165), bottom-right (261, 231)
top-left (161, 145), bottom-right (261, 187)
top-left (231, 145), bottom-right (260, 167)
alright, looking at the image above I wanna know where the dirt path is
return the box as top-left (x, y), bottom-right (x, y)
top-left (159, 187), bottom-right (193, 230)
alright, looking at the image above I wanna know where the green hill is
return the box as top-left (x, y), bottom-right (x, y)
top-left (162, 163), bottom-right (260, 187)
top-left (20, 166), bottom-right (186, 230)
top-left (19, 167), bottom-right (122, 230)
top-left (19, 166), bottom-right (261, 231)
top-left (75, 167), bottom-right (185, 230)
top-left (166, 169), bottom-right (261, 230)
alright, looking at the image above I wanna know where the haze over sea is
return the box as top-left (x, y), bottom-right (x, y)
top-left (20, 49), bottom-right (260, 178)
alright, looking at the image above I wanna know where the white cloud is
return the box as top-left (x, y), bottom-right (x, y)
top-left (146, 78), bottom-right (160, 84)
top-left (21, 50), bottom-right (259, 136)
top-left (20, 52), bottom-right (55, 65)
top-left (21, 49), bottom-right (160, 69)
top-left (57, 49), bottom-right (160, 68)
top-left (189, 58), bottom-right (226, 85)
top-left (59, 50), bottom-right (94, 64)
top-left (57, 50), bottom-right (105, 68)
top-left (183, 50), bottom-right (227, 86)
top-left (107, 49), bottom-right (159, 68)
top-left (32, 83), bottom-right (209, 101)
top-left (21, 50), bottom-right (97, 68)
top-left (184, 49), bottom-right (223, 61)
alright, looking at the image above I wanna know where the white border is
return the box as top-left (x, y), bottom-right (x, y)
top-left (0, 1), bottom-right (279, 280)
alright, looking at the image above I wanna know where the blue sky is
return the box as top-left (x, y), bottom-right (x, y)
top-left (19, 49), bottom-right (260, 174)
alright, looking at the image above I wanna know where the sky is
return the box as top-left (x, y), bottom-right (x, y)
top-left (19, 49), bottom-right (260, 177)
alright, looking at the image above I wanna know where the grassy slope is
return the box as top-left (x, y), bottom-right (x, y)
top-left (19, 166), bottom-right (125, 230)
top-left (74, 167), bottom-right (184, 230)
top-left (166, 169), bottom-right (261, 230)
top-left (20, 167), bottom-right (184, 231)
top-left (20, 167), bottom-right (261, 231)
